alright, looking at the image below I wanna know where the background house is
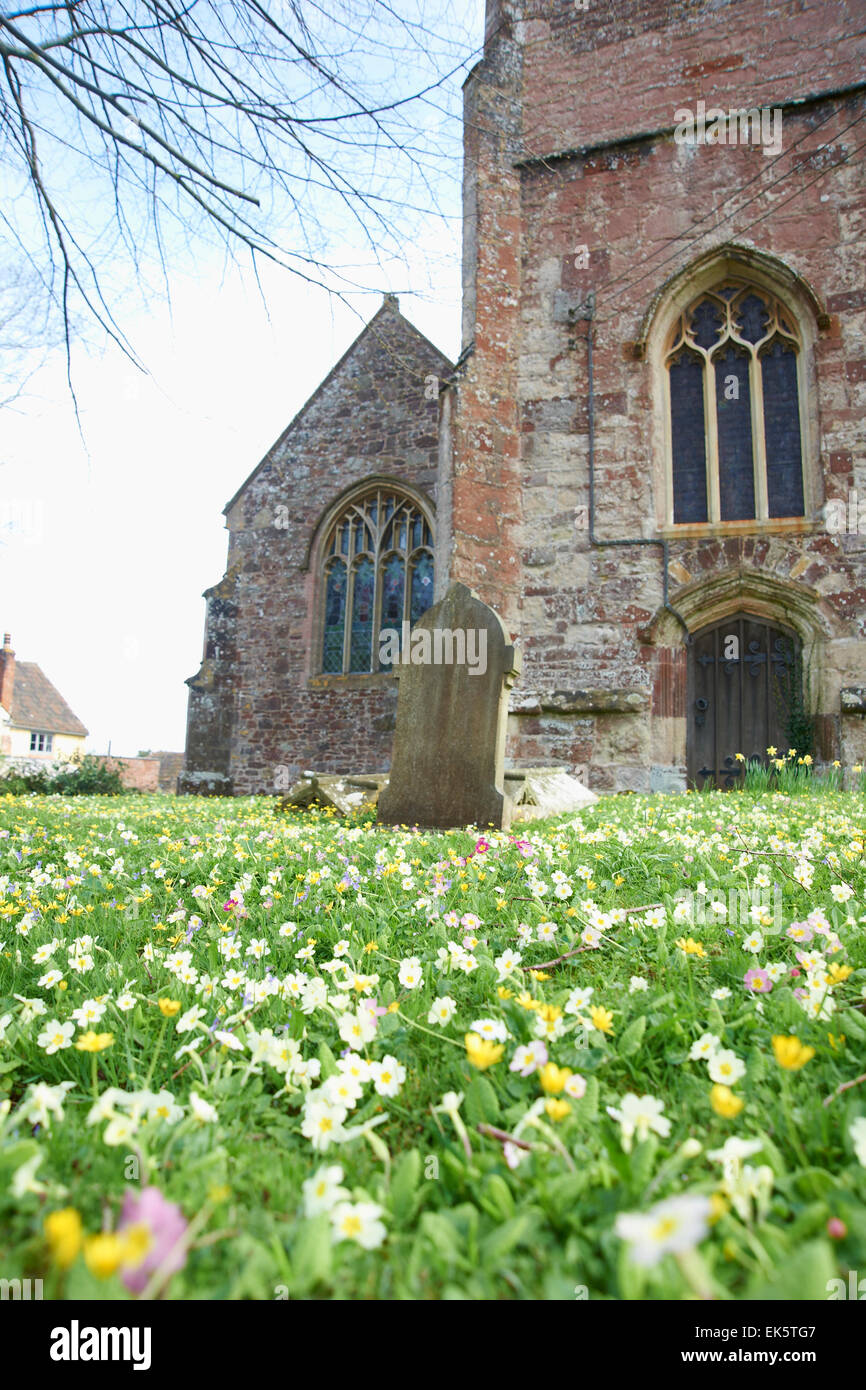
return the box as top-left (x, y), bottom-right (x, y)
top-left (0, 633), bottom-right (88, 759)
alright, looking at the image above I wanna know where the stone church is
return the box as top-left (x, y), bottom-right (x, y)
top-left (180, 0), bottom-right (866, 797)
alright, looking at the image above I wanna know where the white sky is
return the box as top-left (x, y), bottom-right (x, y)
top-left (0, 22), bottom-right (475, 757)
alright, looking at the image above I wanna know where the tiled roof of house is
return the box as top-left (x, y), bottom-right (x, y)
top-left (9, 662), bottom-right (88, 737)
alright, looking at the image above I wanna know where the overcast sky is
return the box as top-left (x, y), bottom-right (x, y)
top-left (0, 7), bottom-right (481, 757)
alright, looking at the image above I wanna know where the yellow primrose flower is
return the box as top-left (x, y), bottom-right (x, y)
top-left (75, 1031), bottom-right (114, 1053)
top-left (539, 1062), bottom-right (572, 1095)
top-left (544, 1098), bottom-right (571, 1122)
top-left (158, 998), bottom-right (181, 1017)
top-left (464, 1032), bottom-right (504, 1070)
top-left (710, 1084), bottom-right (743, 1118)
top-left (588, 1005), bottom-right (614, 1035)
top-left (83, 1233), bottom-right (127, 1280)
top-left (44, 1207), bottom-right (83, 1269)
top-left (772, 1034), bottom-right (815, 1070)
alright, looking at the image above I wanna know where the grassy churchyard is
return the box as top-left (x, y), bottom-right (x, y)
top-left (1, 783), bottom-right (866, 1301)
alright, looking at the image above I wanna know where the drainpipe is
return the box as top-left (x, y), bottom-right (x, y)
top-left (574, 294), bottom-right (691, 642)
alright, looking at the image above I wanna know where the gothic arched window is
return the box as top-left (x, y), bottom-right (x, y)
top-left (666, 282), bottom-right (805, 525)
top-left (321, 486), bottom-right (435, 674)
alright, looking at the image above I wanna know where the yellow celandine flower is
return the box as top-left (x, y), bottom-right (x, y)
top-left (766, 746), bottom-right (778, 757)
top-left (158, 998), bottom-right (181, 1017)
top-left (529, 970), bottom-right (551, 982)
top-left (83, 1233), bottom-right (128, 1280)
top-left (537, 1003), bottom-right (562, 1024)
top-left (589, 1005), bottom-right (614, 1035)
top-left (120, 1223), bottom-right (153, 1269)
top-left (75, 1031), bottom-right (114, 1053)
top-left (363, 941), bottom-right (378, 953)
top-left (515, 991), bottom-right (540, 1012)
top-left (735, 752), bottom-right (746, 763)
top-left (827, 1033), bottom-right (846, 1052)
top-left (497, 986), bottom-right (514, 1000)
top-left (614, 874), bottom-right (625, 886)
top-left (676, 937), bottom-right (706, 958)
top-left (386, 1001), bottom-right (400, 1014)
top-left (708, 1193), bottom-right (729, 1225)
top-left (539, 1062), bottom-right (572, 1095)
top-left (544, 1098), bottom-right (571, 1122)
top-left (208, 1183), bottom-right (231, 1204)
top-left (44, 1208), bottom-right (83, 1269)
top-left (464, 1032), bottom-right (504, 1070)
top-left (710, 1084), bottom-right (743, 1118)
top-left (772, 1034), bottom-right (815, 1070)
top-left (827, 963), bottom-right (852, 985)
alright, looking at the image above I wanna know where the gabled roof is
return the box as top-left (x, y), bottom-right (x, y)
top-left (8, 662), bottom-right (88, 737)
top-left (222, 295), bottom-right (452, 517)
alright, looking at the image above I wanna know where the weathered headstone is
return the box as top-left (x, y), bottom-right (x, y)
top-left (377, 582), bottom-right (522, 829)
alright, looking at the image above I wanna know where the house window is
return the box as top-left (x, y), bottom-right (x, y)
top-left (666, 282), bottom-right (805, 525)
top-left (30, 732), bottom-right (53, 753)
top-left (321, 487), bottom-right (435, 674)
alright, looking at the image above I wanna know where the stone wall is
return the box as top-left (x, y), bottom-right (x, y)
top-left (94, 756), bottom-right (161, 792)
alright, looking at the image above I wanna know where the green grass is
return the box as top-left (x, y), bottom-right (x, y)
top-left (1, 787), bottom-right (865, 1300)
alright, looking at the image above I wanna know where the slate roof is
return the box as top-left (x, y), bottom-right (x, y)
top-left (7, 662), bottom-right (88, 737)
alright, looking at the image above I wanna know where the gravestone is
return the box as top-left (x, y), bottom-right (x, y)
top-left (377, 582), bottom-right (522, 829)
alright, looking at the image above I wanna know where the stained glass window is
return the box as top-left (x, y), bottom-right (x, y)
top-left (322, 560), bottom-right (347, 674)
top-left (320, 487), bottom-right (434, 673)
top-left (666, 280), bottom-right (805, 526)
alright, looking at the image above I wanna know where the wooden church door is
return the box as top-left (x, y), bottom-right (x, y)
top-left (687, 615), bottom-right (800, 789)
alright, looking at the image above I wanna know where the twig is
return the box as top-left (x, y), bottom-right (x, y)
top-left (476, 1123), bottom-right (533, 1152)
top-left (823, 1071), bottom-right (866, 1107)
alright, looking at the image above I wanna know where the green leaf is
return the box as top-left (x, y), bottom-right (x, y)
top-left (464, 1075), bottom-right (500, 1126)
top-left (478, 1174), bottom-right (515, 1223)
top-left (480, 1213), bottom-right (533, 1265)
top-left (317, 1041), bottom-right (338, 1080)
top-left (390, 1148), bottom-right (422, 1222)
top-left (290, 1215), bottom-right (332, 1294)
top-left (618, 1015), bottom-right (647, 1058)
top-left (575, 1075), bottom-right (599, 1121)
top-left (746, 1239), bottom-right (836, 1301)
top-left (840, 1009), bottom-right (866, 1042)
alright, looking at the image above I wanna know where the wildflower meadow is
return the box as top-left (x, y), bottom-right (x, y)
top-left (1, 784), bottom-right (865, 1301)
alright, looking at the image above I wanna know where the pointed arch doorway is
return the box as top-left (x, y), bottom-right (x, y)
top-left (687, 614), bottom-right (801, 788)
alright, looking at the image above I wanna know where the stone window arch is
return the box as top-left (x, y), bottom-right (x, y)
top-left (319, 484), bottom-right (435, 674)
top-left (664, 279), bottom-right (806, 525)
